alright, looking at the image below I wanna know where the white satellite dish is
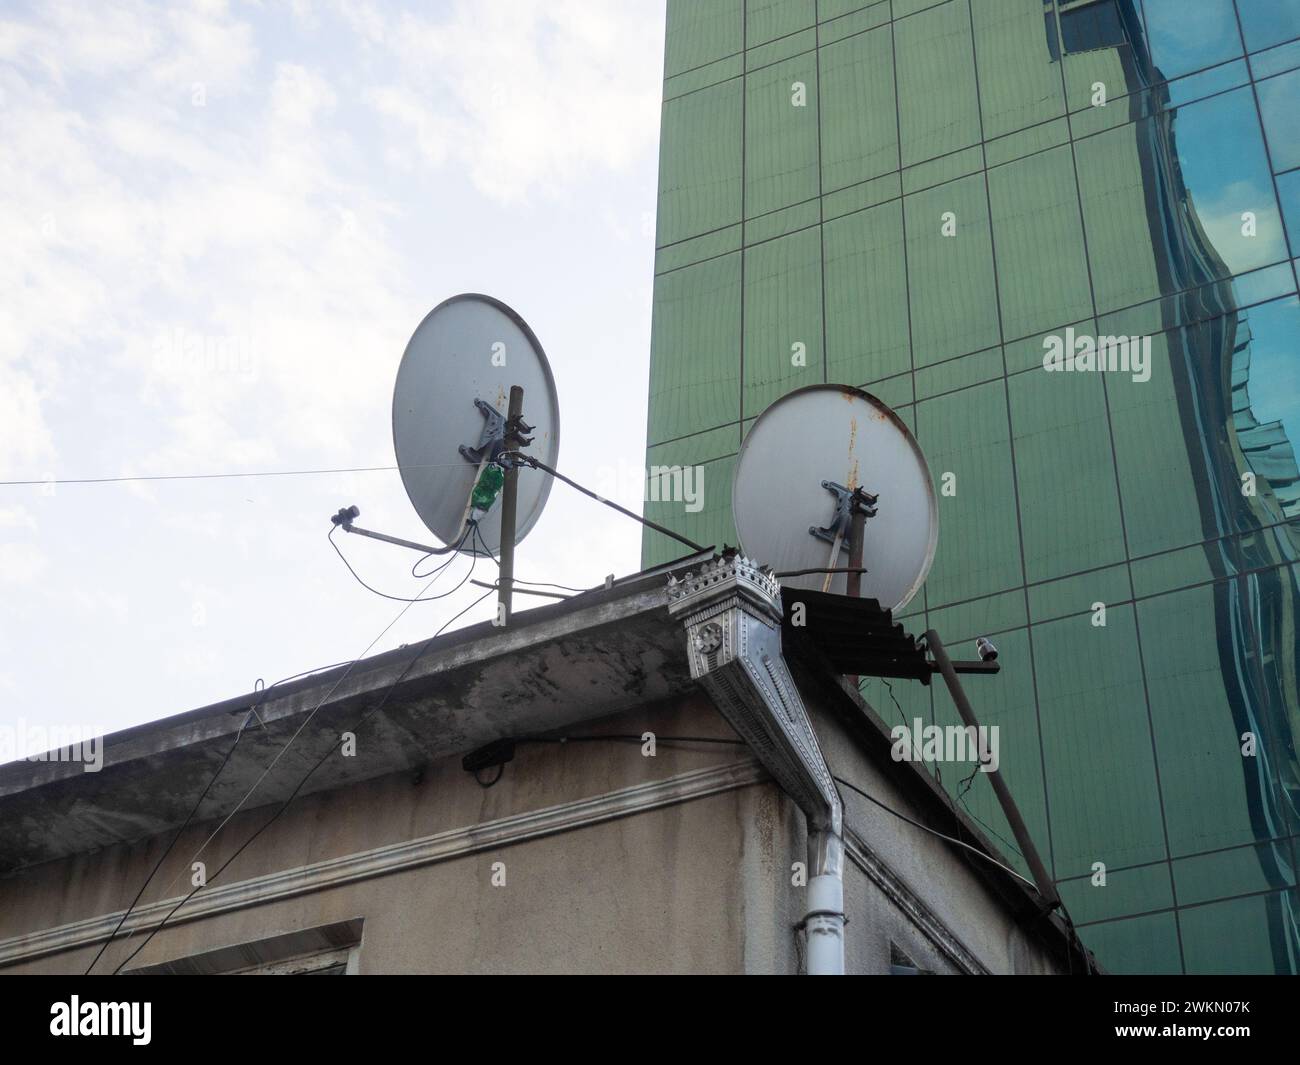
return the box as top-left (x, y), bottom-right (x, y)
top-left (732, 385), bottom-right (937, 611)
top-left (392, 293), bottom-right (560, 554)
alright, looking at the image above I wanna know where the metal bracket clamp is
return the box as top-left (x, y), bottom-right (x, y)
top-left (458, 398), bottom-right (508, 465)
top-left (809, 481), bottom-right (878, 550)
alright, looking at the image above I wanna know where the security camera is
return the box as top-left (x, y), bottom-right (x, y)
top-left (975, 636), bottom-right (998, 662)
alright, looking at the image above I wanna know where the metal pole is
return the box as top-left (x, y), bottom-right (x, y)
top-left (924, 628), bottom-right (1060, 910)
top-left (498, 385), bottom-right (524, 627)
top-left (845, 504), bottom-right (866, 686)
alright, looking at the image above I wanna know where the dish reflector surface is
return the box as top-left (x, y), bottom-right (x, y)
top-left (732, 385), bottom-right (937, 611)
top-left (392, 293), bottom-right (559, 554)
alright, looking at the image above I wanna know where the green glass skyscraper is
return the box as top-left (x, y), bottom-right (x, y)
top-left (643, 0), bottom-right (1300, 973)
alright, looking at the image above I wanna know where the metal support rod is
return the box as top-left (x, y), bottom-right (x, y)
top-left (931, 659), bottom-right (1000, 677)
top-left (498, 385), bottom-right (524, 627)
top-left (845, 505), bottom-right (866, 685)
top-left (846, 508), bottom-right (865, 599)
top-left (819, 530), bottom-right (844, 593)
top-left (773, 566), bottom-right (868, 579)
top-left (501, 452), bottom-right (708, 554)
top-left (924, 629), bottom-right (1060, 910)
top-left (469, 578), bottom-right (567, 600)
top-left (341, 523), bottom-right (450, 556)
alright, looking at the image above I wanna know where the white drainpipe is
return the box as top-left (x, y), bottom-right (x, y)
top-left (805, 828), bottom-right (846, 975)
top-left (668, 555), bottom-right (846, 975)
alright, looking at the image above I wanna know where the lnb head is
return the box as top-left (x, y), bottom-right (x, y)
top-left (331, 505), bottom-right (361, 527)
top-left (975, 636), bottom-right (998, 662)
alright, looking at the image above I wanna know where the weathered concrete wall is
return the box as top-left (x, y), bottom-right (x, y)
top-left (0, 686), bottom-right (1066, 974)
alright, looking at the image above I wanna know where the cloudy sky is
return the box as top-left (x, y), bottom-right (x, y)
top-left (0, 0), bottom-right (667, 747)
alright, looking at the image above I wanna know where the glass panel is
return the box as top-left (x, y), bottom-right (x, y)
top-left (1057, 860), bottom-right (1173, 925)
top-left (1060, 0), bottom-right (1150, 112)
top-left (741, 227), bottom-right (823, 417)
top-left (925, 588), bottom-right (1027, 641)
top-left (1278, 169), bottom-right (1300, 251)
top-left (1033, 605), bottom-right (1167, 876)
top-left (1236, 0), bottom-right (1300, 55)
top-left (1234, 296), bottom-right (1300, 535)
top-left (1178, 889), bottom-right (1300, 974)
top-left (1139, 582), bottom-right (1292, 856)
top-left (972, 0), bottom-right (1066, 140)
top-left (665, 53), bottom-right (743, 101)
top-left (1257, 68), bottom-right (1300, 172)
top-left (818, 23), bottom-right (897, 191)
top-left (1251, 36), bottom-right (1300, 78)
top-left (914, 345), bottom-right (1002, 400)
top-left (745, 0), bottom-right (815, 46)
top-left (819, 0), bottom-right (891, 41)
top-left (657, 80), bottom-right (744, 246)
top-left (1078, 912), bottom-right (1183, 974)
top-left (665, 0), bottom-right (744, 77)
top-left (916, 380), bottom-right (1025, 606)
top-left (823, 200), bottom-right (911, 386)
top-left (745, 27), bottom-right (815, 70)
top-left (1007, 367), bottom-right (1127, 581)
top-left (904, 173), bottom-right (1001, 365)
top-left (1172, 86), bottom-right (1286, 278)
top-left (745, 55), bottom-right (820, 217)
top-left (1140, 0), bottom-right (1242, 82)
top-left (894, 0), bottom-right (982, 167)
top-left (1245, 562), bottom-right (1300, 837)
top-left (987, 144), bottom-right (1094, 339)
top-left (1165, 57), bottom-right (1250, 107)
top-left (647, 253), bottom-right (742, 443)
top-left (1107, 328), bottom-right (1208, 557)
top-left (1131, 536), bottom-right (1238, 599)
top-left (1075, 114), bottom-right (1185, 314)
top-left (1028, 563), bottom-right (1130, 624)
top-left (1173, 840), bottom-right (1297, 907)
top-left (645, 424), bottom-right (738, 470)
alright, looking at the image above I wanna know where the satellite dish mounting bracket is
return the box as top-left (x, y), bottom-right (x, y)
top-left (808, 481), bottom-right (878, 550)
top-left (458, 397), bottom-right (509, 466)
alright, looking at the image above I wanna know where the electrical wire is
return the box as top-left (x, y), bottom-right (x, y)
top-left (106, 544), bottom-right (481, 966)
top-left (82, 713), bottom-right (253, 975)
top-left (838, 773), bottom-right (1093, 972)
top-left (0, 461), bottom-right (472, 488)
top-left (113, 584), bottom-right (498, 974)
top-left (832, 773), bottom-right (1040, 894)
top-left (329, 522), bottom-right (477, 603)
top-left (470, 521), bottom-right (590, 593)
top-left (84, 649), bottom-right (395, 973)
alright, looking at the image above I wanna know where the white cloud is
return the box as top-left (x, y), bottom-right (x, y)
top-left (0, 0), bottom-right (664, 737)
top-left (0, 542), bottom-right (47, 585)
top-left (358, 0), bottom-right (663, 203)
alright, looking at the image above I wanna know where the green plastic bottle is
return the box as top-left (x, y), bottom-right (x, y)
top-left (470, 463), bottom-right (504, 511)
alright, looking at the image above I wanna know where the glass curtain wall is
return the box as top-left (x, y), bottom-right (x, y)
top-left (643, 0), bottom-right (1300, 974)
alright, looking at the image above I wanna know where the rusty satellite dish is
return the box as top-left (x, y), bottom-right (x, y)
top-left (731, 385), bottom-right (937, 611)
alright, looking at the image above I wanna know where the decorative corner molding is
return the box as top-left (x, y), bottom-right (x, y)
top-left (667, 555), bottom-right (841, 837)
